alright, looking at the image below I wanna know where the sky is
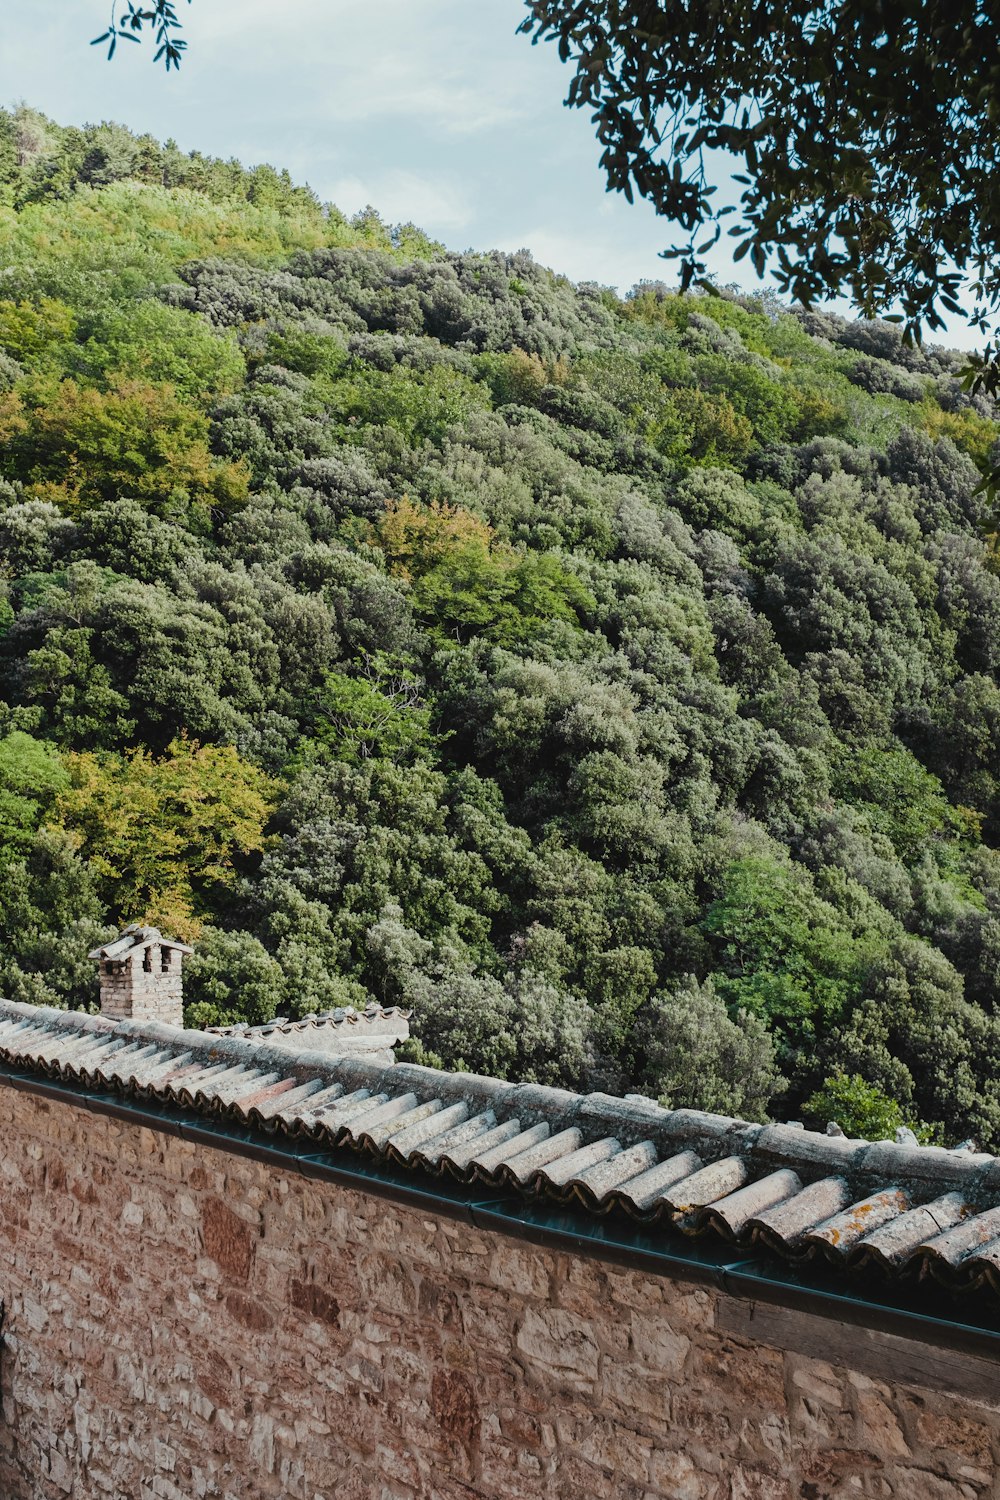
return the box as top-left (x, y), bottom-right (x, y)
top-left (0, 0), bottom-right (980, 351)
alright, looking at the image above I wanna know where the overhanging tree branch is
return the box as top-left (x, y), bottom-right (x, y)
top-left (519, 0), bottom-right (1000, 473)
top-left (92, 0), bottom-right (188, 69)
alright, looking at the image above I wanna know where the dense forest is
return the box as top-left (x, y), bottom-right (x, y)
top-left (3, 107), bottom-right (1000, 1145)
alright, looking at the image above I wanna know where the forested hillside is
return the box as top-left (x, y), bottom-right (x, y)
top-left (3, 108), bottom-right (1000, 1145)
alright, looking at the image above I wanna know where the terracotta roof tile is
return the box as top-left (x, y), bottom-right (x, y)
top-left (749, 1174), bottom-right (851, 1252)
top-left (206, 1005), bottom-right (410, 1042)
top-left (7, 998), bottom-right (1000, 1310)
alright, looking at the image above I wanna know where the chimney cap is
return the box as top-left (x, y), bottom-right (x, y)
top-left (88, 924), bottom-right (193, 962)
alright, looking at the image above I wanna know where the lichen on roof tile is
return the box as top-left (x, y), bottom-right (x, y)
top-left (6, 994), bottom-right (1000, 1311)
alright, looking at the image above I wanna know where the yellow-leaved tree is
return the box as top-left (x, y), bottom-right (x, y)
top-left (0, 374), bottom-right (248, 524)
top-left (50, 737), bottom-right (276, 940)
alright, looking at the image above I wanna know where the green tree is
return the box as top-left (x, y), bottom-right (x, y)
top-left (637, 974), bottom-right (782, 1120)
top-left (0, 828), bottom-right (111, 1011)
top-left (307, 657), bottom-right (436, 766)
top-left (0, 731), bottom-right (69, 853)
top-left (182, 926), bottom-right (284, 1028)
top-left (374, 496), bottom-right (590, 645)
top-left (803, 1070), bottom-right (930, 1142)
top-left (368, 903), bottom-right (594, 1086)
top-left (73, 300), bottom-right (245, 400)
top-left (521, 1), bottom-right (1000, 432)
top-left (702, 853), bottom-right (875, 1034)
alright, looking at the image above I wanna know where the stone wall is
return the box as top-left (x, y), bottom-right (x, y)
top-left (0, 1081), bottom-right (998, 1500)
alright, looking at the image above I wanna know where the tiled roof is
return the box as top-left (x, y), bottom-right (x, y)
top-left (5, 997), bottom-right (1000, 1306)
top-left (205, 1005), bottom-right (410, 1042)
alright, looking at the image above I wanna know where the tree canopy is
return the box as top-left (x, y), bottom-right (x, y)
top-left (94, 3), bottom-right (1000, 426)
top-left (4, 107), bottom-right (1000, 1145)
top-left (521, 2), bottom-right (1000, 411)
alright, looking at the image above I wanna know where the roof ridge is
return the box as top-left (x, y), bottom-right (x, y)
top-left (5, 997), bottom-right (1000, 1307)
top-left (205, 1004), bottom-right (413, 1037)
top-left (0, 998), bottom-right (992, 1192)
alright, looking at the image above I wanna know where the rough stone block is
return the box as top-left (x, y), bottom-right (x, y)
top-left (515, 1306), bottom-right (600, 1392)
top-left (647, 1446), bottom-right (716, 1498)
top-left (630, 1312), bottom-right (691, 1376)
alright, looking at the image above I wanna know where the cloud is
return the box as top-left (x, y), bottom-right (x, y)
top-left (329, 170), bottom-right (474, 232)
top-left (190, 0), bottom-right (533, 136)
top-left (491, 226), bottom-right (669, 296)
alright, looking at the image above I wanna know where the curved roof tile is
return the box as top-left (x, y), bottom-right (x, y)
top-left (4, 998), bottom-right (1000, 1309)
top-left (206, 1005), bottom-right (410, 1040)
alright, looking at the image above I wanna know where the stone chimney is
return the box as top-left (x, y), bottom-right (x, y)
top-left (89, 925), bottom-right (193, 1029)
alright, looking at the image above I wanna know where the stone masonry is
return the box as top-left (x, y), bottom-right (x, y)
top-left (89, 926), bottom-right (191, 1028)
top-left (2, 1086), bottom-right (1000, 1497)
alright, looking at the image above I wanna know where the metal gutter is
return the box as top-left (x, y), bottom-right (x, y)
top-left (474, 1197), bottom-right (1000, 1360)
top-left (5, 1063), bottom-right (1000, 1361)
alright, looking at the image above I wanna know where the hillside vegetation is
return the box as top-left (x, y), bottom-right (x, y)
top-left (3, 108), bottom-right (1000, 1145)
